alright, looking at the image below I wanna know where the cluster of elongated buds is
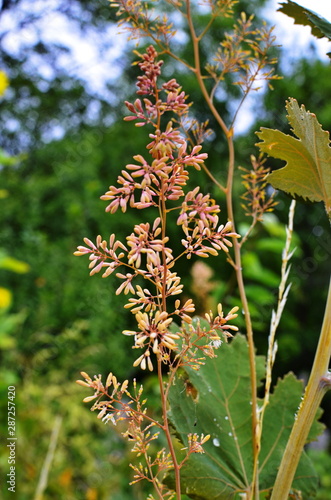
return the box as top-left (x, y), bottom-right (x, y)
top-left (75, 45), bottom-right (240, 372)
top-left (76, 371), bottom-right (131, 425)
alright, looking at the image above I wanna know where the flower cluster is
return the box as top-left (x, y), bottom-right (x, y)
top-left (205, 303), bottom-right (240, 339)
top-left (127, 219), bottom-right (172, 268)
top-left (109, 1), bottom-right (177, 46)
top-left (178, 187), bottom-right (220, 229)
top-left (100, 140), bottom-right (207, 214)
top-left (124, 46), bottom-right (190, 127)
top-left (99, 46), bottom-right (210, 216)
top-left (240, 153), bottom-right (277, 220)
top-left (147, 122), bottom-right (185, 157)
top-left (123, 297), bottom-right (197, 370)
top-left (124, 310), bottom-right (177, 370)
top-left (207, 12), bottom-right (280, 93)
top-left (136, 45), bottom-right (163, 95)
top-left (75, 46), bottom-right (239, 374)
top-left (177, 188), bottom-right (240, 258)
top-left (182, 433), bottom-right (211, 455)
top-left (100, 145), bottom-right (207, 214)
top-left (77, 371), bottom-right (177, 498)
top-left (177, 305), bottom-right (239, 369)
top-left (76, 371), bottom-right (131, 425)
top-left (74, 234), bottom-right (127, 278)
top-left (74, 218), bottom-right (172, 275)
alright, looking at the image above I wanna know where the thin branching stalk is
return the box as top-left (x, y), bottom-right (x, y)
top-left (230, 57), bottom-right (269, 131)
top-left (258, 200), bottom-right (296, 443)
top-left (227, 140), bottom-right (259, 500)
top-left (201, 162), bottom-right (226, 193)
top-left (144, 447), bottom-right (164, 500)
top-left (34, 415), bottom-right (62, 500)
top-left (239, 214), bottom-right (258, 247)
top-left (271, 275), bottom-right (331, 500)
top-left (185, 2), bottom-right (259, 496)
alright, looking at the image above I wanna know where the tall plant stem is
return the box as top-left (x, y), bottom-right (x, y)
top-left (157, 178), bottom-right (181, 499)
top-left (227, 143), bottom-right (259, 499)
top-left (271, 276), bottom-right (331, 500)
top-left (157, 358), bottom-right (181, 499)
top-left (185, 2), bottom-right (259, 497)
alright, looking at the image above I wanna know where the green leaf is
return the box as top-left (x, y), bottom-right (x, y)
top-left (0, 310), bottom-right (26, 345)
top-left (0, 251), bottom-right (30, 273)
top-left (255, 237), bottom-right (289, 254)
top-left (278, 1), bottom-right (331, 43)
top-left (256, 98), bottom-right (331, 220)
top-left (166, 335), bottom-right (321, 499)
top-left (244, 284), bottom-right (275, 307)
top-left (259, 373), bottom-right (324, 496)
top-left (242, 252), bottom-right (280, 287)
top-left (167, 335), bottom-right (264, 498)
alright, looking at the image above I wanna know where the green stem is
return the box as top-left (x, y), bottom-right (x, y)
top-left (185, 2), bottom-right (258, 497)
top-left (271, 276), bottom-right (331, 500)
top-left (157, 357), bottom-right (181, 499)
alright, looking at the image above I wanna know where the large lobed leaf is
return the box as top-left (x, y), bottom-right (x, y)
top-left (166, 334), bottom-right (323, 499)
top-left (278, 0), bottom-right (331, 55)
top-left (256, 98), bottom-right (331, 221)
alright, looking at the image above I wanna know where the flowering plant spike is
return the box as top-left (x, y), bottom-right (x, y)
top-left (75, 45), bottom-right (240, 372)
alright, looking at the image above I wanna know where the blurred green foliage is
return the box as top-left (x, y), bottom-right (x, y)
top-left (0, 125), bottom-right (147, 499)
top-left (307, 449), bottom-right (331, 499)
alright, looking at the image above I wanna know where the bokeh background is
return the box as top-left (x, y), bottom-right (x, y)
top-left (1, 0), bottom-right (331, 498)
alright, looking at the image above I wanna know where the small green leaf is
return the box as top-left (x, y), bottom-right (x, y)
top-left (0, 251), bottom-right (30, 273)
top-left (0, 310), bottom-right (26, 340)
top-left (165, 335), bottom-right (322, 499)
top-left (255, 237), bottom-right (289, 254)
top-left (244, 284), bottom-right (276, 307)
top-left (256, 98), bottom-right (331, 220)
top-left (278, 1), bottom-right (331, 42)
top-left (242, 252), bottom-right (280, 287)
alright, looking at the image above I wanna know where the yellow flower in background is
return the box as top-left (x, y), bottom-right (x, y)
top-left (0, 287), bottom-right (12, 309)
top-left (0, 71), bottom-right (9, 96)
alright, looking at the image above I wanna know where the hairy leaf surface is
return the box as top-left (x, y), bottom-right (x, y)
top-left (256, 98), bottom-right (331, 220)
top-left (166, 334), bottom-right (321, 499)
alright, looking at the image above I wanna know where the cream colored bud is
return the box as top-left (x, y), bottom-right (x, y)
top-left (76, 380), bottom-right (91, 388)
top-left (97, 407), bottom-right (107, 419)
top-left (106, 372), bottom-right (113, 388)
top-left (201, 434), bottom-right (211, 444)
top-left (83, 394), bottom-right (98, 403)
top-left (121, 380), bottom-right (129, 392)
